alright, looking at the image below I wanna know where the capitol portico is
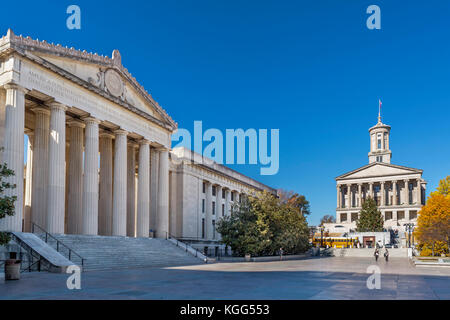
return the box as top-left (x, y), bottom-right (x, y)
top-left (334, 111), bottom-right (426, 232)
top-left (0, 29), bottom-right (275, 244)
top-left (0, 29), bottom-right (176, 238)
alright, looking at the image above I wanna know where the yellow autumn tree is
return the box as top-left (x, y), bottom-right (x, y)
top-left (415, 177), bottom-right (450, 256)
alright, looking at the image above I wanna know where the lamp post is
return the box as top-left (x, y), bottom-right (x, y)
top-left (320, 226), bottom-right (325, 248)
top-left (404, 223), bottom-right (414, 248)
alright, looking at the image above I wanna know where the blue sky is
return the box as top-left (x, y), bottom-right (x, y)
top-left (3, 0), bottom-right (449, 225)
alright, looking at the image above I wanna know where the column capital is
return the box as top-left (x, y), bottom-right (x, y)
top-left (68, 119), bottom-right (86, 128)
top-left (24, 128), bottom-right (34, 136)
top-left (4, 82), bottom-right (29, 94)
top-left (99, 131), bottom-right (115, 139)
top-left (83, 116), bottom-right (101, 125)
top-left (114, 129), bottom-right (128, 136)
top-left (31, 106), bottom-right (51, 116)
top-left (47, 102), bottom-right (67, 111)
top-left (138, 139), bottom-right (151, 146)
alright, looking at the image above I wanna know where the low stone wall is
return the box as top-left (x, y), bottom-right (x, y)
top-left (217, 253), bottom-right (309, 263)
top-left (333, 248), bottom-right (408, 258)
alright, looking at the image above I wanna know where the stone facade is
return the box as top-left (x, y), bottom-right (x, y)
top-left (0, 30), bottom-right (275, 241)
top-left (334, 113), bottom-right (426, 233)
top-left (169, 147), bottom-right (277, 245)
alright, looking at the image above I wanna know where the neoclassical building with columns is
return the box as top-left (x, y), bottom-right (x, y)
top-left (169, 147), bottom-right (277, 246)
top-left (0, 30), bottom-right (275, 241)
top-left (334, 112), bottom-right (426, 232)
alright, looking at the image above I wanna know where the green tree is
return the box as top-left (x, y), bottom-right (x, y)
top-left (356, 197), bottom-right (384, 232)
top-left (217, 191), bottom-right (309, 256)
top-left (216, 196), bottom-right (271, 256)
top-left (435, 176), bottom-right (449, 197)
top-left (0, 158), bottom-right (17, 246)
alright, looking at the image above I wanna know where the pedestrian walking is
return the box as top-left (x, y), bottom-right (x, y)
top-left (374, 248), bottom-right (379, 262)
top-left (384, 248), bottom-right (389, 262)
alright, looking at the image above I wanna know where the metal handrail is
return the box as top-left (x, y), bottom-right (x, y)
top-left (166, 232), bottom-right (206, 261)
top-left (31, 222), bottom-right (85, 267)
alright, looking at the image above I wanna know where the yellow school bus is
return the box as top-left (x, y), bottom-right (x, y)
top-left (312, 236), bottom-right (359, 248)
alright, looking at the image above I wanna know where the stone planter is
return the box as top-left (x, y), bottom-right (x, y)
top-left (5, 259), bottom-right (21, 280)
top-left (244, 254), bottom-right (251, 262)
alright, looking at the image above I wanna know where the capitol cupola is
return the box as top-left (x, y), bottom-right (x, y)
top-left (368, 100), bottom-right (391, 164)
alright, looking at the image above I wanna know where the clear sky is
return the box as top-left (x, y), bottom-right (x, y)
top-left (3, 0), bottom-right (449, 225)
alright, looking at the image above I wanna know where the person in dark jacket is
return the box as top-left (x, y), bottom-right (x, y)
top-left (384, 248), bottom-right (389, 262)
top-left (374, 248), bottom-right (379, 261)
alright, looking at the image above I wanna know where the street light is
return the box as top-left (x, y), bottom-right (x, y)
top-left (320, 226), bottom-right (325, 248)
top-left (404, 223), bottom-right (414, 248)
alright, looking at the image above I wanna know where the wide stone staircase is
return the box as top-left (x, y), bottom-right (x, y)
top-left (47, 234), bottom-right (203, 271)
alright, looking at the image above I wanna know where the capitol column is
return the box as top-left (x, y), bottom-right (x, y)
top-left (150, 147), bottom-right (160, 234)
top-left (347, 184), bottom-right (351, 208)
top-left (0, 84), bottom-right (27, 232)
top-left (156, 148), bottom-right (169, 238)
top-left (357, 184), bottom-right (362, 207)
top-left (205, 182), bottom-right (212, 239)
top-left (416, 179), bottom-right (421, 205)
top-left (67, 120), bottom-right (85, 234)
top-left (336, 185), bottom-right (341, 208)
top-left (81, 117), bottom-right (100, 235)
top-left (136, 140), bottom-right (150, 238)
top-left (392, 180), bottom-right (398, 205)
top-left (112, 129), bottom-right (128, 236)
top-left (369, 182), bottom-right (374, 200)
top-left (24, 131), bottom-right (34, 232)
top-left (381, 181), bottom-right (385, 206)
top-left (46, 102), bottom-right (67, 234)
top-left (403, 179), bottom-right (409, 205)
top-left (216, 185), bottom-right (222, 217)
top-left (225, 189), bottom-right (231, 215)
top-left (127, 142), bottom-right (138, 237)
top-left (98, 132), bottom-right (114, 235)
top-left (30, 107), bottom-right (50, 230)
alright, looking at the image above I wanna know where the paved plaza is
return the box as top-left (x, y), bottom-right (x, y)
top-left (1, 257), bottom-right (450, 300)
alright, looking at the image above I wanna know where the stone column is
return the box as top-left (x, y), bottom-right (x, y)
top-left (416, 179), bottom-right (421, 205)
top-left (98, 132), bottom-right (114, 236)
top-left (112, 130), bottom-right (128, 236)
top-left (403, 179), bottom-right (409, 205)
top-left (150, 147), bottom-right (159, 233)
top-left (369, 182), bottom-right (374, 200)
top-left (225, 189), bottom-right (231, 216)
top-left (393, 180), bottom-right (398, 205)
top-left (347, 184), bottom-right (351, 208)
top-left (0, 84), bottom-right (27, 232)
top-left (336, 185), bottom-right (341, 208)
top-left (381, 181), bottom-right (385, 207)
top-left (24, 131), bottom-right (34, 232)
top-left (81, 118), bottom-right (100, 235)
top-left (357, 184), bottom-right (362, 207)
top-left (30, 107), bottom-right (50, 230)
top-left (216, 185), bottom-right (222, 217)
top-left (127, 142), bottom-right (138, 237)
top-left (136, 140), bottom-right (150, 238)
top-left (46, 102), bottom-right (67, 234)
top-left (67, 120), bottom-right (85, 234)
top-left (156, 148), bottom-right (169, 238)
top-left (204, 182), bottom-right (212, 240)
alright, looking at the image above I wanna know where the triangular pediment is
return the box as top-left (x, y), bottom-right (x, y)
top-left (337, 163), bottom-right (422, 180)
top-left (2, 30), bottom-right (176, 131)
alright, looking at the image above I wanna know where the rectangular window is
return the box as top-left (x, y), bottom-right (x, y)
top-left (202, 218), bottom-right (205, 238)
top-left (222, 189), bottom-right (226, 199)
top-left (212, 220), bottom-right (216, 239)
top-left (212, 186), bottom-right (216, 196)
top-left (212, 201), bottom-right (215, 215)
top-left (202, 199), bottom-right (205, 213)
top-left (202, 182), bottom-right (206, 193)
top-left (222, 204), bottom-right (225, 216)
top-left (231, 193), bottom-right (234, 201)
